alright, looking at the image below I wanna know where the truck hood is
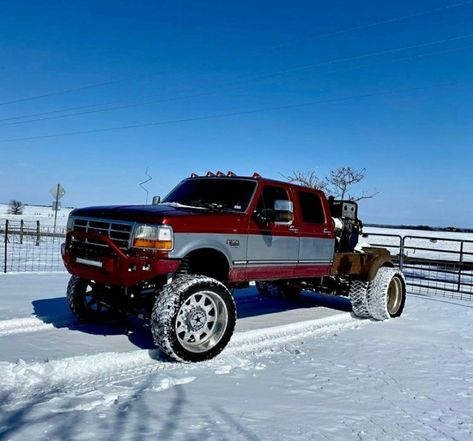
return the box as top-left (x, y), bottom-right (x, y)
top-left (70, 203), bottom-right (206, 223)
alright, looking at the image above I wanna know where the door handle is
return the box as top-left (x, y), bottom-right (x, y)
top-left (289, 226), bottom-right (299, 234)
top-left (323, 228), bottom-right (332, 234)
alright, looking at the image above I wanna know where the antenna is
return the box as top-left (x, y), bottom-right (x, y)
top-left (139, 167), bottom-right (153, 204)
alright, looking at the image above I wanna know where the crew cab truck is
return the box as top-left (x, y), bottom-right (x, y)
top-left (62, 172), bottom-right (406, 362)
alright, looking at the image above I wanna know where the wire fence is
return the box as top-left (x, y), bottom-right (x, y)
top-left (1, 220), bottom-right (66, 273)
top-left (363, 232), bottom-right (473, 301)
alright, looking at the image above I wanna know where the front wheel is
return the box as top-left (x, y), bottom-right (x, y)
top-left (66, 276), bottom-right (113, 322)
top-left (151, 275), bottom-right (236, 362)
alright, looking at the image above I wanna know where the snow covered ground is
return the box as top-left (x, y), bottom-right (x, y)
top-left (0, 273), bottom-right (472, 440)
top-left (0, 204), bottom-right (73, 229)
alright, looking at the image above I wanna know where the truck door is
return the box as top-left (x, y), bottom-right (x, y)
top-left (294, 190), bottom-right (335, 278)
top-left (246, 184), bottom-right (300, 280)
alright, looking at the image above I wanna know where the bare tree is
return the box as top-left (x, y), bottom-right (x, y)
top-left (284, 170), bottom-right (329, 192)
top-left (8, 200), bottom-right (24, 215)
top-left (326, 167), bottom-right (378, 201)
top-left (285, 166), bottom-right (378, 201)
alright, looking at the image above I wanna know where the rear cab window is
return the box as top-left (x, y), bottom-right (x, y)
top-left (297, 190), bottom-right (326, 224)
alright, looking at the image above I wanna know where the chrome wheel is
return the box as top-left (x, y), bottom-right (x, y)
top-left (175, 290), bottom-right (228, 353)
top-left (387, 276), bottom-right (403, 316)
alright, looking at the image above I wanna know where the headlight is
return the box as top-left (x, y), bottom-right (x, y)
top-left (133, 225), bottom-right (173, 250)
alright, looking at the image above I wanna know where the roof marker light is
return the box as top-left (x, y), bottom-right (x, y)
top-left (252, 172), bottom-right (262, 178)
top-left (227, 171), bottom-right (236, 177)
top-left (206, 171), bottom-right (215, 176)
top-left (216, 171), bottom-right (225, 176)
top-left (190, 173), bottom-right (198, 178)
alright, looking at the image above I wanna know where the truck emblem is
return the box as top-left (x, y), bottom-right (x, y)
top-left (226, 239), bottom-right (240, 247)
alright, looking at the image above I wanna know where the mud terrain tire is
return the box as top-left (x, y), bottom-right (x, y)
top-left (349, 280), bottom-right (370, 318)
top-left (151, 275), bottom-right (236, 362)
top-left (67, 276), bottom-right (112, 322)
top-left (366, 267), bottom-right (406, 321)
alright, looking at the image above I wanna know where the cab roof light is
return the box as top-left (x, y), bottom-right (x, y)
top-left (190, 172), bottom-right (198, 178)
top-left (206, 171), bottom-right (215, 176)
top-left (216, 171), bottom-right (225, 176)
top-left (227, 171), bottom-right (236, 176)
top-left (252, 172), bottom-right (262, 179)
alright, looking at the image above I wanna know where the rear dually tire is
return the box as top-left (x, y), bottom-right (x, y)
top-left (366, 267), bottom-right (406, 321)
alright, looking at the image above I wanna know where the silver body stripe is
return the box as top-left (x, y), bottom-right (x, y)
top-left (247, 233), bottom-right (299, 262)
top-left (299, 237), bottom-right (335, 263)
top-left (170, 232), bottom-right (334, 268)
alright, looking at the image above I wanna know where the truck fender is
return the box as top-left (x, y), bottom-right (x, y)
top-left (362, 247), bottom-right (394, 282)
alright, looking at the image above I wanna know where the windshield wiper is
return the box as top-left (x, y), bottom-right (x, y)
top-left (160, 202), bottom-right (207, 210)
top-left (187, 200), bottom-right (234, 212)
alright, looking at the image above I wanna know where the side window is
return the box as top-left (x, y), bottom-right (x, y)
top-left (255, 185), bottom-right (292, 222)
top-left (298, 191), bottom-right (325, 224)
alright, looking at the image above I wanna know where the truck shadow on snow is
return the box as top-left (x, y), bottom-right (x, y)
top-left (31, 289), bottom-right (352, 356)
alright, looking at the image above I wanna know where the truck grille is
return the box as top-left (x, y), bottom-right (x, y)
top-left (71, 218), bottom-right (134, 252)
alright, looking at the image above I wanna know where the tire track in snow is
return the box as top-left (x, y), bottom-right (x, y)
top-left (0, 316), bottom-right (72, 337)
top-left (0, 313), bottom-right (369, 405)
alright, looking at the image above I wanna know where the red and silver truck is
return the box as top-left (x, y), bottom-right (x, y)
top-left (62, 172), bottom-right (406, 362)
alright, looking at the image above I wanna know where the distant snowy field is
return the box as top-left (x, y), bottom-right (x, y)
top-left (0, 203), bottom-right (73, 229)
top-left (0, 274), bottom-right (472, 440)
top-left (363, 226), bottom-right (473, 263)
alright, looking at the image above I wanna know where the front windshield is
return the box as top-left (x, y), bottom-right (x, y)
top-left (162, 178), bottom-right (256, 212)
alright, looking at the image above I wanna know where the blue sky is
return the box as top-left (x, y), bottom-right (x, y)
top-left (0, 0), bottom-right (472, 226)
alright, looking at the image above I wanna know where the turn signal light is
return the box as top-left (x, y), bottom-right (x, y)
top-left (133, 239), bottom-right (173, 250)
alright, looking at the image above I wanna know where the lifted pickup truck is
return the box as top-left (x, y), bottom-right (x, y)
top-left (62, 172), bottom-right (406, 362)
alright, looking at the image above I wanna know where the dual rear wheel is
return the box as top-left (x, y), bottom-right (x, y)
top-left (349, 267), bottom-right (406, 321)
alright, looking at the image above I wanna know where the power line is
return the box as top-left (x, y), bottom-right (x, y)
top-left (0, 75), bottom-right (154, 107)
top-left (0, 79), bottom-right (467, 144)
top-left (0, 0), bottom-right (471, 107)
top-left (1, 32), bottom-right (472, 127)
top-left (267, 0), bottom-right (473, 51)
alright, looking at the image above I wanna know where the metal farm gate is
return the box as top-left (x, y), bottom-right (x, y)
top-left (363, 232), bottom-right (473, 301)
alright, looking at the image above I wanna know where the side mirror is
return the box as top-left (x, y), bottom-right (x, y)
top-left (152, 195), bottom-right (161, 205)
top-left (274, 200), bottom-right (293, 222)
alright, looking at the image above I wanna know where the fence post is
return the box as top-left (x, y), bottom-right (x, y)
top-left (458, 241), bottom-right (464, 295)
top-left (20, 219), bottom-right (24, 244)
top-left (36, 220), bottom-right (40, 246)
top-left (4, 220), bottom-right (8, 273)
top-left (399, 236), bottom-right (405, 270)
